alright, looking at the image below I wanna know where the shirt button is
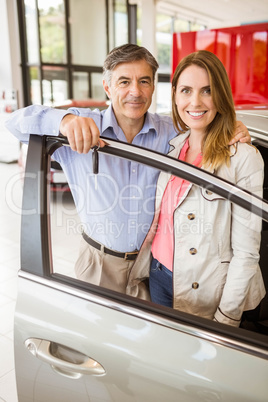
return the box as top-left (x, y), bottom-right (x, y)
top-left (192, 282), bottom-right (199, 289)
top-left (132, 169), bottom-right (136, 173)
top-left (188, 213), bottom-right (195, 220)
top-left (189, 248), bottom-right (197, 255)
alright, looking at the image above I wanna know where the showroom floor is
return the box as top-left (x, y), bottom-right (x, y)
top-left (0, 160), bottom-right (79, 402)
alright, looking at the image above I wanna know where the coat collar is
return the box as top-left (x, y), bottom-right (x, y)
top-left (168, 130), bottom-right (238, 173)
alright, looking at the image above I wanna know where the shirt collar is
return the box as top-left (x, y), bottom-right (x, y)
top-left (102, 105), bottom-right (158, 139)
top-left (140, 112), bottom-right (158, 136)
top-left (102, 105), bottom-right (120, 137)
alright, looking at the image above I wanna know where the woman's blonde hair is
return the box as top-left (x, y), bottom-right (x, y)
top-left (172, 50), bottom-right (236, 169)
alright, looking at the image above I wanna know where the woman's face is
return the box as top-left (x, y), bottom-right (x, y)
top-left (174, 65), bottom-right (217, 135)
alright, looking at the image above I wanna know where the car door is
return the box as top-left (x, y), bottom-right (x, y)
top-left (14, 135), bottom-right (268, 402)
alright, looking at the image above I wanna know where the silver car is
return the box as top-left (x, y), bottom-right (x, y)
top-left (14, 109), bottom-right (268, 401)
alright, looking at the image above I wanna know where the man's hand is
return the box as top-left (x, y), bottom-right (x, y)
top-left (229, 120), bottom-right (251, 145)
top-left (59, 114), bottom-right (105, 153)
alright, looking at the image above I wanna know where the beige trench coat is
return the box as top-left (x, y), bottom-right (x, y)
top-left (126, 132), bottom-right (266, 327)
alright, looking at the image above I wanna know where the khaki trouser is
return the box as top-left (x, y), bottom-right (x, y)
top-left (74, 237), bottom-right (136, 293)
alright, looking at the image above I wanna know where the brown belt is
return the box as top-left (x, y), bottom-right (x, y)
top-left (82, 232), bottom-right (138, 261)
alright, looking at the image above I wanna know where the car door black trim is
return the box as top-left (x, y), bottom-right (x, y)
top-left (21, 135), bottom-right (52, 277)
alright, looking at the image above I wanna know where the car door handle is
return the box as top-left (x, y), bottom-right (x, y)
top-left (25, 338), bottom-right (106, 379)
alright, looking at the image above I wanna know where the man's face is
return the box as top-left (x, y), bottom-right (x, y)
top-left (103, 60), bottom-right (155, 128)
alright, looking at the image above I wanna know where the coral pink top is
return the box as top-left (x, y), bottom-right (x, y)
top-left (151, 139), bottom-right (202, 271)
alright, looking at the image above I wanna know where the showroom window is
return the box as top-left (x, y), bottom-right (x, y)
top-left (17, 1), bottom-right (205, 111)
top-left (18, 0), bottom-right (130, 106)
top-left (155, 12), bottom-right (206, 112)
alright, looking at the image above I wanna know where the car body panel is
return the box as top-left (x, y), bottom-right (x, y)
top-left (236, 109), bottom-right (268, 142)
top-left (15, 274), bottom-right (268, 402)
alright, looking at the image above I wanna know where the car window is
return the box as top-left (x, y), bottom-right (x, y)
top-left (21, 134), bottom-right (268, 356)
top-left (50, 189), bottom-right (80, 279)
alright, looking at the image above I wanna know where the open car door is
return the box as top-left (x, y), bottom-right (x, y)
top-left (14, 134), bottom-right (268, 402)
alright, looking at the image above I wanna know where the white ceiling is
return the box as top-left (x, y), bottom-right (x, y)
top-left (156, 0), bottom-right (268, 28)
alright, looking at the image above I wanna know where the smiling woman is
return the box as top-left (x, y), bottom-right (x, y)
top-left (174, 65), bottom-right (217, 162)
top-left (129, 50), bottom-right (266, 328)
top-left (172, 50), bottom-right (237, 169)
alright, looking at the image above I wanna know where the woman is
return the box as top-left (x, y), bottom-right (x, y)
top-left (126, 50), bottom-right (265, 327)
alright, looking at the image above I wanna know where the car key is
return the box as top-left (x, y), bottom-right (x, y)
top-left (92, 146), bottom-right (99, 190)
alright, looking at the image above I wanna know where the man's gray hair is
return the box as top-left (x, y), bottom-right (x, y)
top-left (103, 44), bottom-right (159, 85)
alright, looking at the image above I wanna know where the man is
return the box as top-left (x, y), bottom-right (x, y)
top-left (6, 44), bottom-right (250, 293)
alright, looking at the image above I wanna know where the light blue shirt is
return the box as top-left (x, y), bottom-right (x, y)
top-left (6, 104), bottom-right (176, 252)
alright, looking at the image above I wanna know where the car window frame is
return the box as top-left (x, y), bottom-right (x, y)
top-left (19, 134), bottom-right (268, 360)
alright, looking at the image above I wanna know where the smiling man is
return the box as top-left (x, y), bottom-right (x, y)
top-left (6, 44), bottom-right (251, 294)
top-left (102, 59), bottom-right (154, 142)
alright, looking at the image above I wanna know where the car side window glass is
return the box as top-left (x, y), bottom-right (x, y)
top-left (50, 188), bottom-right (80, 279)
